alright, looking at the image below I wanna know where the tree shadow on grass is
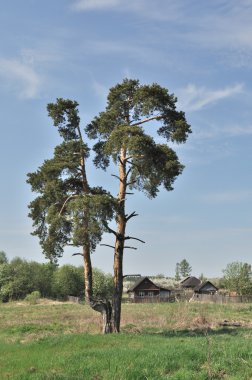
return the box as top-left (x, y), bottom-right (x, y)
top-left (143, 327), bottom-right (247, 338)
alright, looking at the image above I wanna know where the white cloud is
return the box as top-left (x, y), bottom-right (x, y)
top-left (72, 0), bottom-right (120, 11)
top-left (201, 190), bottom-right (252, 203)
top-left (191, 122), bottom-right (252, 141)
top-left (178, 83), bottom-right (244, 112)
top-left (71, 0), bottom-right (182, 20)
top-left (222, 125), bottom-right (252, 137)
top-left (20, 48), bottom-right (61, 66)
top-left (72, 1), bottom-right (252, 67)
top-left (0, 58), bottom-right (41, 99)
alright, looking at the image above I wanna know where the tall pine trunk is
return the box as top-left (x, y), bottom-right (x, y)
top-left (80, 130), bottom-right (112, 334)
top-left (112, 147), bottom-right (127, 332)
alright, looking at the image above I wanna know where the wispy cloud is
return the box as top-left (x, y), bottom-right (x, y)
top-left (178, 83), bottom-right (244, 112)
top-left (72, 1), bottom-right (252, 67)
top-left (192, 122), bottom-right (252, 142)
top-left (201, 190), bottom-right (252, 203)
top-left (0, 58), bottom-right (41, 99)
top-left (71, 0), bottom-right (182, 20)
top-left (72, 0), bottom-right (120, 11)
top-left (222, 125), bottom-right (252, 137)
top-left (20, 48), bottom-right (61, 66)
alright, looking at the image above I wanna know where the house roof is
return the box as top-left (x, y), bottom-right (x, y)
top-left (180, 276), bottom-right (190, 284)
top-left (127, 277), bottom-right (149, 292)
top-left (180, 276), bottom-right (201, 288)
top-left (194, 281), bottom-right (218, 292)
top-left (127, 277), bottom-right (171, 292)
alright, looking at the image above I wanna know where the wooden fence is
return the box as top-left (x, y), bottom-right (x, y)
top-left (127, 296), bottom-right (175, 304)
top-left (189, 293), bottom-right (252, 304)
top-left (68, 294), bottom-right (252, 305)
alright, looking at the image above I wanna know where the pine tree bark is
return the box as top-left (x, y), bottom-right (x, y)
top-left (112, 147), bottom-right (127, 332)
top-left (79, 128), bottom-right (112, 334)
top-left (83, 242), bottom-right (112, 334)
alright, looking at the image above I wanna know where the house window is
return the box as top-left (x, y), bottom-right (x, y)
top-left (139, 291), bottom-right (145, 297)
top-left (148, 291), bottom-right (154, 297)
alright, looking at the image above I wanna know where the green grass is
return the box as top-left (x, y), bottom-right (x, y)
top-left (1, 301), bottom-right (252, 379)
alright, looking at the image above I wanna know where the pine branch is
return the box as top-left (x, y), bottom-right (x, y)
top-left (127, 160), bottom-right (141, 171)
top-left (125, 155), bottom-right (134, 162)
top-left (111, 174), bottom-right (123, 183)
top-left (125, 211), bottom-right (138, 222)
top-left (59, 194), bottom-right (78, 216)
top-left (100, 244), bottom-right (115, 249)
top-left (131, 115), bottom-right (162, 126)
top-left (118, 156), bottom-right (125, 166)
top-left (125, 167), bottom-right (132, 179)
top-left (102, 221), bottom-right (118, 236)
top-left (126, 180), bottom-right (137, 187)
top-left (72, 253), bottom-right (84, 257)
top-left (124, 246), bottom-right (137, 250)
top-left (124, 236), bottom-right (145, 244)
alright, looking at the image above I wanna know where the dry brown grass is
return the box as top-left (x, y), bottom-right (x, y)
top-left (1, 299), bottom-right (252, 343)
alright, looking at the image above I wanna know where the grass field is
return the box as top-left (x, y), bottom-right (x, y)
top-left (1, 300), bottom-right (252, 379)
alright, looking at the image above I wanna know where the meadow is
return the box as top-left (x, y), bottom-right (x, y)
top-left (1, 300), bottom-right (252, 379)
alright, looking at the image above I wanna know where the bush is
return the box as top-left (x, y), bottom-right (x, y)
top-left (25, 291), bottom-right (41, 305)
top-left (93, 268), bottom-right (113, 299)
top-left (52, 265), bottom-right (84, 300)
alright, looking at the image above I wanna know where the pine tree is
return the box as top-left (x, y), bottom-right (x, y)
top-left (86, 79), bottom-right (191, 332)
top-left (27, 99), bottom-right (115, 333)
top-left (179, 259), bottom-right (192, 278)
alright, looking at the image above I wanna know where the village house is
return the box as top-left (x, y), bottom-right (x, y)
top-left (127, 277), bottom-right (173, 302)
top-left (180, 276), bottom-right (201, 290)
top-left (194, 281), bottom-right (218, 295)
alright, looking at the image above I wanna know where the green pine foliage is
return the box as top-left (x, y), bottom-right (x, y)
top-left (86, 78), bottom-right (191, 198)
top-left (177, 259), bottom-right (192, 278)
top-left (27, 98), bottom-right (115, 263)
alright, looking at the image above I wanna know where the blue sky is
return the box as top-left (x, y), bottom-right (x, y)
top-left (0, 0), bottom-right (251, 278)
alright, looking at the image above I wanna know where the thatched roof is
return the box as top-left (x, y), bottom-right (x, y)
top-left (180, 276), bottom-right (201, 289)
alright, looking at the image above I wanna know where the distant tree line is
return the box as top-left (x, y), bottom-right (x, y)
top-left (0, 252), bottom-right (113, 303)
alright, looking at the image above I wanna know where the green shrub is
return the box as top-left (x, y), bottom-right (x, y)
top-left (25, 291), bottom-right (41, 305)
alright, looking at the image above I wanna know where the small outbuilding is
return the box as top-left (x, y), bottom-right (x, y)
top-left (127, 277), bottom-right (172, 302)
top-left (194, 281), bottom-right (218, 295)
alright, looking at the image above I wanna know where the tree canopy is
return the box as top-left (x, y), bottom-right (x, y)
top-left (223, 262), bottom-right (252, 295)
top-left (27, 99), bottom-right (115, 263)
top-left (0, 251), bottom-right (8, 264)
top-left (86, 79), bottom-right (191, 198)
top-left (176, 259), bottom-right (192, 279)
